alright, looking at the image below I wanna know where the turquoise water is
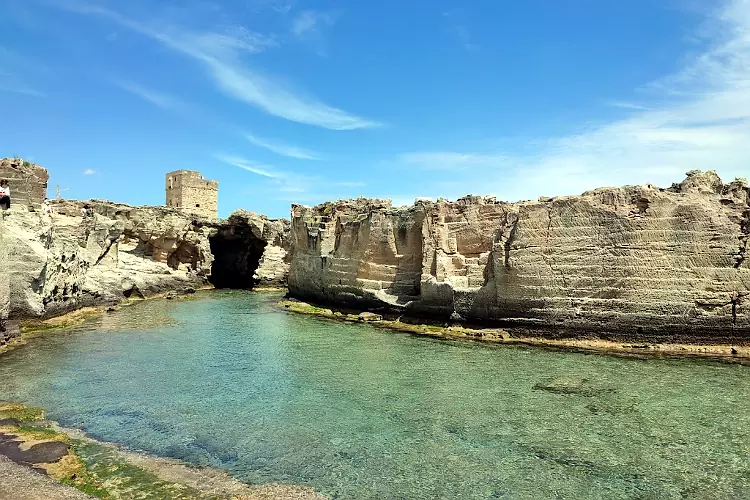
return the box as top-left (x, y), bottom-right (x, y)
top-left (1, 292), bottom-right (749, 499)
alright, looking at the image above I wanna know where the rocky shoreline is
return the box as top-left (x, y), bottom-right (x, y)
top-left (0, 402), bottom-right (323, 499)
top-left (279, 299), bottom-right (750, 363)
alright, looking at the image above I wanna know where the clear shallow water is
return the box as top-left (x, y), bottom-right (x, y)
top-left (1, 292), bottom-right (749, 499)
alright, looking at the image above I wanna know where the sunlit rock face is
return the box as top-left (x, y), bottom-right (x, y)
top-left (3, 200), bottom-right (290, 320)
top-left (3, 201), bottom-right (209, 319)
top-left (289, 171), bottom-right (750, 340)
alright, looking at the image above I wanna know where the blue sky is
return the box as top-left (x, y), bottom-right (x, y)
top-left (1, 0), bottom-right (749, 218)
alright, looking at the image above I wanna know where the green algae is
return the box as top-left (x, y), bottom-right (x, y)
top-left (0, 403), bottom-right (218, 499)
top-left (69, 441), bottom-right (215, 500)
top-left (278, 299), bottom-right (505, 342)
top-left (0, 402), bottom-right (45, 422)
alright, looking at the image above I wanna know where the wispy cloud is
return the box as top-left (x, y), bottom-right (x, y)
top-left (112, 79), bottom-right (182, 110)
top-left (402, 0), bottom-right (750, 200)
top-left (400, 152), bottom-right (510, 170)
top-left (217, 154), bottom-right (363, 201)
top-left (333, 181), bottom-right (366, 188)
top-left (83, 169), bottom-right (96, 175)
top-left (605, 100), bottom-right (651, 111)
top-left (246, 133), bottom-right (321, 160)
top-left (216, 155), bottom-right (281, 178)
top-left (0, 47), bottom-right (46, 97)
top-left (451, 26), bottom-right (479, 52)
top-left (292, 10), bottom-right (335, 37)
top-left (249, 0), bottom-right (295, 15)
top-left (291, 10), bottom-right (338, 56)
top-left (55, 2), bottom-right (379, 130)
top-left (0, 83), bottom-right (45, 97)
top-left (443, 9), bottom-right (479, 52)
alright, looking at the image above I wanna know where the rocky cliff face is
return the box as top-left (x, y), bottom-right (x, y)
top-left (0, 213), bottom-right (13, 344)
top-left (2, 204), bottom-right (206, 319)
top-left (288, 171), bottom-right (750, 340)
top-left (0, 198), bottom-right (289, 322)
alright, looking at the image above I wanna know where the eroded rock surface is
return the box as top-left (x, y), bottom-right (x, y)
top-left (289, 171), bottom-right (750, 340)
top-left (208, 210), bottom-right (289, 289)
top-left (3, 203), bottom-right (208, 319)
top-left (1, 198), bottom-right (289, 322)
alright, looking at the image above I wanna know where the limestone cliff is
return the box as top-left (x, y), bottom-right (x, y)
top-left (1, 198), bottom-right (289, 322)
top-left (2, 204), bottom-right (207, 319)
top-left (0, 213), bottom-right (12, 344)
top-left (288, 171), bottom-right (750, 341)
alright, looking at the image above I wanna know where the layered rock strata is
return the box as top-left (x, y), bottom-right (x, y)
top-left (288, 171), bottom-right (750, 341)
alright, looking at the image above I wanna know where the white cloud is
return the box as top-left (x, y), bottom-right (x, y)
top-left (333, 181), bottom-right (366, 188)
top-left (57, 3), bottom-right (379, 130)
top-left (400, 152), bottom-right (510, 170)
top-left (83, 169), bottom-right (96, 175)
top-left (401, 0), bottom-right (750, 200)
top-left (217, 154), bottom-right (363, 201)
top-left (215, 155), bottom-right (281, 178)
top-left (292, 10), bottom-right (335, 36)
top-left (246, 133), bottom-right (321, 160)
top-left (113, 79), bottom-right (182, 110)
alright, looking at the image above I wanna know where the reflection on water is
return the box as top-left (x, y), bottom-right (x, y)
top-left (1, 291), bottom-right (749, 499)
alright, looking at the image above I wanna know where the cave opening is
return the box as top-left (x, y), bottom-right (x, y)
top-left (208, 226), bottom-right (267, 289)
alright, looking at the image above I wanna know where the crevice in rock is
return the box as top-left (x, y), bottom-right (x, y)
top-left (208, 226), bottom-right (267, 289)
top-left (502, 212), bottom-right (519, 269)
top-left (94, 237), bottom-right (117, 267)
top-left (735, 208), bottom-right (749, 269)
top-left (541, 205), bottom-right (569, 288)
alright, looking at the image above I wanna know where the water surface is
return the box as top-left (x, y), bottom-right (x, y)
top-left (1, 291), bottom-right (749, 499)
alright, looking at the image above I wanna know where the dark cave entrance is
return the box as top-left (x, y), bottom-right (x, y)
top-left (208, 226), bottom-right (267, 289)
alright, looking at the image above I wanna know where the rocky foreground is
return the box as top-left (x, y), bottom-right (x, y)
top-left (288, 170), bottom-right (750, 341)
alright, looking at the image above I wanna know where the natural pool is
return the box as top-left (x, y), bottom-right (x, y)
top-left (1, 291), bottom-right (749, 499)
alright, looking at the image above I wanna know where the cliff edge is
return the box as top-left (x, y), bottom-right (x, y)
top-left (288, 171), bottom-right (750, 341)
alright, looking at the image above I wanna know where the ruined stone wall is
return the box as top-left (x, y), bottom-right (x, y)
top-left (165, 170), bottom-right (218, 219)
top-left (0, 158), bottom-right (49, 209)
top-left (288, 171), bottom-right (750, 340)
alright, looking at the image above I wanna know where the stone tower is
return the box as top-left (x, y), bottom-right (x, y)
top-left (0, 158), bottom-right (50, 209)
top-left (165, 170), bottom-right (218, 218)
